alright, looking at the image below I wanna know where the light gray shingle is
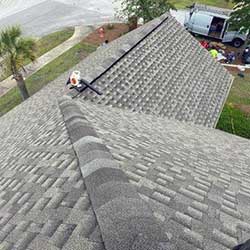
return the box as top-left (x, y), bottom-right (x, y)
top-left (0, 10), bottom-right (247, 250)
top-left (69, 13), bottom-right (233, 128)
top-left (74, 99), bottom-right (250, 250)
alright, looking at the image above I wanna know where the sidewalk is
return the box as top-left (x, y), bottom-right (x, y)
top-left (0, 25), bottom-right (97, 97)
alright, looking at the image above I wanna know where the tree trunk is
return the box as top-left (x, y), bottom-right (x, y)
top-left (15, 74), bottom-right (29, 100)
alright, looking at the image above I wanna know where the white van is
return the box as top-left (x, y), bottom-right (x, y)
top-left (184, 4), bottom-right (247, 47)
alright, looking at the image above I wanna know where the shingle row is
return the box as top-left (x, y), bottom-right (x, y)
top-left (73, 13), bottom-right (233, 128)
top-left (59, 96), bottom-right (171, 250)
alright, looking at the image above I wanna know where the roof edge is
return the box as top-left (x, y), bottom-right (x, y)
top-left (58, 96), bottom-right (171, 250)
top-left (214, 75), bottom-right (235, 128)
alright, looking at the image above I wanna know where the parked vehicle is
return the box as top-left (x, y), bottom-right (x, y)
top-left (184, 4), bottom-right (247, 48)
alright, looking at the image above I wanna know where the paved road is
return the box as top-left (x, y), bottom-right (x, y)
top-left (0, 0), bottom-right (121, 37)
top-left (170, 9), bottom-right (188, 26)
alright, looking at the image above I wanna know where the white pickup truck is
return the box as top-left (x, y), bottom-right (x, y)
top-left (184, 4), bottom-right (247, 47)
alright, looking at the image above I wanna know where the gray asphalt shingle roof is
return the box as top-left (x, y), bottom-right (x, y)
top-left (0, 10), bottom-right (249, 250)
top-left (0, 87), bottom-right (104, 250)
top-left (73, 98), bottom-right (250, 250)
top-left (59, 97), bottom-right (170, 250)
top-left (69, 13), bottom-right (233, 128)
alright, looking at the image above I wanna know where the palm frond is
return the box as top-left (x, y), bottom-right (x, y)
top-left (0, 26), bottom-right (21, 53)
top-left (0, 41), bottom-right (4, 58)
top-left (17, 37), bottom-right (37, 63)
top-left (0, 26), bottom-right (37, 74)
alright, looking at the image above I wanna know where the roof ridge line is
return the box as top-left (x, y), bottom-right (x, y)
top-left (58, 96), bottom-right (171, 250)
top-left (69, 14), bottom-right (169, 98)
top-left (88, 15), bottom-right (169, 85)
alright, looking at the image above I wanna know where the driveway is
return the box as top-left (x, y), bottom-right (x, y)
top-left (0, 0), bottom-right (121, 37)
top-left (170, 9), bottom-right (188, 26)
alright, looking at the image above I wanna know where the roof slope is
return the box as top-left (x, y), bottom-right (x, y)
top-left (59, 97), bottom-right (171, 250)
top-left (0, 10), bottom-right (247, 250)
top-left (0, 87), bottom-right (105, 250)
top-left (74, 98), bottom-right (250, 250)
top-left (68, 13), bottom-right (233, 128)
top-left (1, 79), bottom-right (250, 250)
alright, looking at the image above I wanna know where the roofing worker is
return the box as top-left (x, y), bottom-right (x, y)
top-left (226, 51), bottom-right (236, 64)
top-left (209, 47), bottom-right (219, 59)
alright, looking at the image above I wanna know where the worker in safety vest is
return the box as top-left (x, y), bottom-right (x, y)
top-left (209, 47), bottom-right (219, 59)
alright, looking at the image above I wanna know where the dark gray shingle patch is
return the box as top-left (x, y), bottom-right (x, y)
top-left (59, 96), bottom-right (170, 250)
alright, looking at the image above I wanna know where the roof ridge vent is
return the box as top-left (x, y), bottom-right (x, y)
top-left (70, 15), bottom-right (169, 98)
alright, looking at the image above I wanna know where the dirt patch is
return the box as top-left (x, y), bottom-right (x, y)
top-left (78, 51), bottom-right (89, 60)
top-left (234, 104), bottom-right (250, 115)
top-left (225, 66), bottom-right (250, 74)
top-left (221, 43), bottom-right (245, 65)
top-left (196, 36), bottom-right (247, 65)
top-left (83, 23), bottom-right (130, 46)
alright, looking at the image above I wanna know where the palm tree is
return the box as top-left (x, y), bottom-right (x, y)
top-left (0, 26), bottom-right (37, 100)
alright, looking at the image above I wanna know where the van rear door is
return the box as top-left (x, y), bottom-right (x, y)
top-left (190, 12), bottom-right (213, 36)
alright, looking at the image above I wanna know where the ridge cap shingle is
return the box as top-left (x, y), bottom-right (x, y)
top-left (58, 96), bottom-right (172, 250)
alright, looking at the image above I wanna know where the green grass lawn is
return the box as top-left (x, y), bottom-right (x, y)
top-left (217, 73), bottom-right (250, 139)
top-left (225, 74), bottom-right (250, 106)
top-left (25, 42), bottom-right (97, 95)
top-left (35, 28), bottom-right (74, 57)
top-left (0, 41), bottom-right (97, 116)
top-left (171, 0), bottom-right (233, 9)
top-left (0, 27), bottom-right (74, 81)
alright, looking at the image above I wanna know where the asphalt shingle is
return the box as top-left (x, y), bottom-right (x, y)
top-left (0, 9), bottom-right (248, 250)
top-left (59, 97), bottom-right (171, 250)
top-left (68, 13), bottom-right (233, 128)
top-left (74, 99), bottom-right (250, 250)
top-left (0, 87), bottom-right (104, 250)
